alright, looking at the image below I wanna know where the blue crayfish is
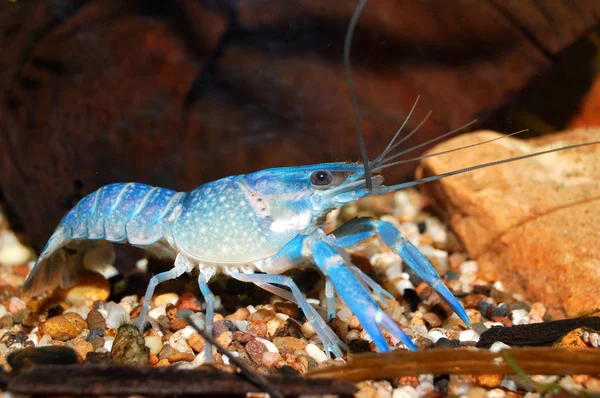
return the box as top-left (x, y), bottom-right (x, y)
top-left (23, 0), bottom-right (600, 363)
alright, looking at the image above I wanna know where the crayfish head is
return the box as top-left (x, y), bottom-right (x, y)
top-left (241, 163), bottom-right (383, 233)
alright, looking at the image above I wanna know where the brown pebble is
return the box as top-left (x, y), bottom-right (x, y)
top-left (149, 353), bottom-right (159, 365)
top-left (188, 333), bottom-right (205, 353)
top-left (88, 336), bottom-right (105, 350)
top-left (475, 374), bottom-right (503, 388)
top-left (248, 321), bottom-right (268, 338)
top-left (111, 324), bottom-right (149, 365)
top-left (398, 376), bottom-right (419, 387)
top-left (169, 317), bottom-right (188, 331)
top-left (215, 331), bottom-right (233, 348)
top-left (73, 340), bottom-right (94, 361)
top-left (328, 318), bottom-right (348, 339)
top-left (554, 328), bottom-right (588, 348)
top-left (0, 314), bottom-right (13, 328)
top-left (212, 320), bottom-right (229, 337)
top-left (158, 344), bottom-right (177, 360)
top-left (248, 309), bottom-right (276, 323)
top-left (491, 316), bottom-right (513, 327)
top-left (167, 351), bottom-right (195, 363)
top-left (165, 304), bottom-right (177, 320)
top-left (224, 307), bottom-right (250, 322)
top-left (177, 293), bottom-right (202, 311)
top-left (233, 331), bottom-right (254, 344)
top-left (423, 312), bottom-right (443, 328)
top-left (261, 351), bottom-right (281, 368)
top-left (415, 282), bottom-right (433, 301)
top-left (462, 294), bottom-right (487, 309)
top-left (273, 337), bottom-right (306, 354)
top-left (246, 340), bottom-right (267, 365)
top-left (86, 309), bottom-right (107, 330)
top-left (156, 358), bottom-right (170, 366)
top-left (285, 354), bottom-right (308, 373)
top-left (414, 336), bottom-right (435, 350)
top-left (274, 302), bottom-right (299, 319)
top-left (40, 313), bottom-right (87, 341)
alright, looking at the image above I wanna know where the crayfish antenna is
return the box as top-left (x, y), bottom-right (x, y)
top-left (344, 0), bottom-right (372, 190)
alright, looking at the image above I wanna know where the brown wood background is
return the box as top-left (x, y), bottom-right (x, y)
top-left (1, 0), bottom-right (599, 249)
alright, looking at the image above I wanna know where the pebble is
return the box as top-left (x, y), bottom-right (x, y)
top-left (73, 340), bottom-right (94, 360)
top-left (235, 320), bottom-right (250, 333)
top-left (215, 331), bottom-right (233, 349)
top-left (168, 329), bottom-right (193, 354)
top-left (459, 329), bottom-right (479, 343)
top-left (61, 273), bottom-right (110, 306)
top-left (104, 302), bottom-right (130, 329)
top-left (267, 314), bottom-right (288, 337)
top-left (274, 302), bottom-right (299, 319)
top-left (510, 309), bottom-right (529, 325)
top-left (225, 307), bottom-right (250, 322)
top-left (144, 335), bottom-right (163, 356)
top-left (86, 309), bottom-right (107, 330)
top-left (305, 343), bottom-right (327, 364)
top-left (148, 305), bottom-right (167, 320)
top-left (475, 374), bottom-right (502, 388)
top-left (489, 342), bottom-right (511, 353)
top-left (393, 386), bottom-right (418, 398)
top-left (248, 321), bottom-right (268, 338)
top-left (426, 329), bottom-right (446, 343)
top-left (233, 331), bottom-right (253, 344)
top-left (40, 313), bottom-right (87, 341)
top-left (154, 293), bottom-right (179, 307)
top-left (188, 333), bottom-right (205, 353)
top-left (247, 308), bottom-right (276, 323)
top-left (423, 312), bottom-right (442, 328)
top-left (245, 340), bottom-right (267, 365)
top-left (8, 297), bottom-right (26, 314)
top-left (111, 324), bottom-right (149, 365)
top-left (167, 351), bottom-right (195, 363)
top-left (554, 328), bottom-right (588, 348)
top-left (301, 321), bottom-right (316, 339)
top-left (273, 336), bottom-right (306, 354)
top-left (255, 337), bottom-right (278, 353)
top-left (261, 351), bottom-right (281, 368)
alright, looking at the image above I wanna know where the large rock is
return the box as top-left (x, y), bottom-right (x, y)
top-left (416, 128), bottom-right (600, 318)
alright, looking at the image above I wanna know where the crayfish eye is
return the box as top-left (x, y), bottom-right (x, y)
top-left (310, 170), bottom-right (333, 186)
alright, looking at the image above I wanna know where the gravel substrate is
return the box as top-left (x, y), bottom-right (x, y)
top-left (0, 190), bottom-right (598, 397)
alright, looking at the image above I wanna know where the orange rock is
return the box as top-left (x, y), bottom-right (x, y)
top-left (554, 328), bottom-right (588, 348)
top-left (417, 129), bottom-right (600, 318)
top-left (39, 313), bottom-right (87, 341)
top-left (475, 374), bottom-right (502, 388)
top-left (55, 272), bottom-right (110, 307)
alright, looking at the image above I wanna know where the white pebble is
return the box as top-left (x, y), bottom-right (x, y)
top-left (393, 191), bottom-right (421, 220)
top-left (306, 343), bottom-right (327, 364)
top-left (394, 278), bottom-right (414, 295)
top-left (169, 330), bottom-right (193, 354)
top-left (0, 230), bottom-right (31, 266)
top-left (511, 309), bottom-right (530, 325)
top-left (345, 329), bottom-right (360, 343)
top-left (484, 321), bottom-right (504, 329)
top-left (425, 218), bottom-right (447, 243)
top-left (255, 337), bottom-right (279, 353)
top-left (235, 320), bottom-right (250, 333)
top-left (459, 329), bottom-right (480, 343)
top-left (38, 334), bottom-right (52, 346)
top-left (104, 337), bottom-right (114, 352)
top-left (487, 388), bottom-right (508, 397)
top-left (384, 262), bottom-right (404, 282)
top-left (144, 335), bottom-right (163, 356)
top-left (500, 377), bottom-right (517, 392)
top-left (392, 386), bottom-right (418, 398)
top-left (337, 306), bottom-right (353, 324)
top-left (399, 222), bottom-right (420, 246)
top-left (306, 298), bottom-right (320, 306)
top-left (0, 305), bottom-right (8, 318)
top-left (147, 304), bottom-right (167, 321)
top-left (489, 341), bottom-right (511, 353)
top-left (416, 381), bottom-right (435, 397)
top-left (9, 297), bottom-right (26, 313)
top-left (135, 258), bottom-right (148, 272)
top-left (359, 329), bottom-right (373, 343)
top-left (246, 305), bottom-right (257, 314)
top-left (105, 302), bottom-right (130, 329)
top-left (492, 281), bottom-right (505, 291)
top-left (460, 261), bottom-right (479, 274)
top-left (427, 329), bottom-right (446, 343)
top-left (371, 252), bottom-right (402, 271)
top-left (418, 245), bottom-right (448, 269)
top-left (178, 325), bottom-right (197, 339)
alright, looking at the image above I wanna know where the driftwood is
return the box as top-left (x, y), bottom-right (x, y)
top-left (1, 365), bottom-right (356, 397)
top-left (307, 347), bottom-right (600, 382)
top-left (1, 1), bottom-right (599, 249)
top-left (477, 317), bottom-right (600, 348)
